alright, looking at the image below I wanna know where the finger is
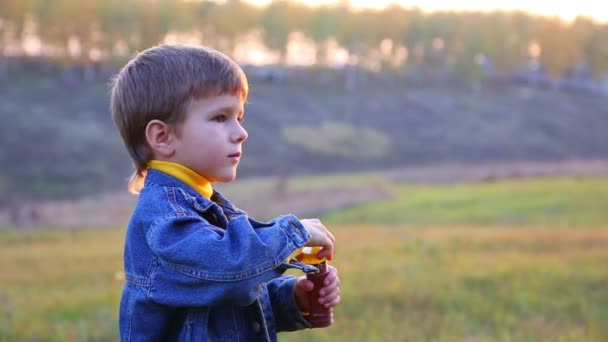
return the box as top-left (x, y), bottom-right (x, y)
top-left (326, 228), bottom-right (336, 243)
top-left (294, 278), bottom-right (314, 293)
top-left (323, 278), bottom-right (340, 293)
top-left (322, 269), bottom-right (339, 287)
top-left (317, 222), bottom-right (335, 243)
top-left (317, 246), bottom-right (334, 260)
top-left (319, 282), bottom-right (340, 298)
top-left (311, 219), bottom-right (333, 241)
top-left (323, 270), bottom-right (336, 285)
top-left (319, 291), bottom-right (339, 306)
top-left (323, 230), bottom-right (336, 259)
top-left (323, 295), bottom-right (341, 308)
top-left (324, 237), bottom-right (335, 259)
top-left (317, 245), bottom-right (333, 260)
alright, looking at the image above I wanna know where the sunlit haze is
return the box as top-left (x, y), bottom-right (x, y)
top-left (247, 0), bottom-right (608, 22)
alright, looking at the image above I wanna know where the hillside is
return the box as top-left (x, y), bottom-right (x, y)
top-left (1, 72), bottom-right (607, 206)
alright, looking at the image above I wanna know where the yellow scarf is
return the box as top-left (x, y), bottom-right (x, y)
top-left (148, 160), bottom-right (213, 199)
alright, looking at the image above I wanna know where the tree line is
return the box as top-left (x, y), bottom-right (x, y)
top-left (1, 0), bottom-right (607, 81)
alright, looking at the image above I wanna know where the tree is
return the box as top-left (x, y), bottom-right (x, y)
top-left (204, 0), bottom-right (261, 54)
top-left (0, 0), bottom-right (30, 40)
top-left (572, 17), bottom-right (608, 77)
top-left (303, 5), bottom-right (336, 64)
top-left (261, 0), bottom-right (306, 63)
top-left (535, 17), bottom-right (581, 82)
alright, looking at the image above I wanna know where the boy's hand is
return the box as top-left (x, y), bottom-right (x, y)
top-left (299, 218), bottom-right (335, 260)
top-left (294, 266), bottom-right (341, 322)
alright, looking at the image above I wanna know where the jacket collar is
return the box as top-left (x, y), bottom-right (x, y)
top-left (144, 169), bottom-right (246, 217)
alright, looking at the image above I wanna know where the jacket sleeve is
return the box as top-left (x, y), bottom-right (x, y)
top-left (145, 214), bottom-right (310, 307)
top-left (267, 275), bottom-right (312, 332)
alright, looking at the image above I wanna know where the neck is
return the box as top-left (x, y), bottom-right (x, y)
top-left (148, 160), bottom-right (213, 199)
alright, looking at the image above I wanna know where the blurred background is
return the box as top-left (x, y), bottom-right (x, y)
top-left (1, 0), bottom-right (607, 340)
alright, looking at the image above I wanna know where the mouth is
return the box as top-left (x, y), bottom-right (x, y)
top-left (228, 152), bottom-right (241, 158)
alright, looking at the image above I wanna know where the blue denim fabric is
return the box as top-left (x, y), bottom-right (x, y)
top-left (119, 169), bottom-right (318, 341)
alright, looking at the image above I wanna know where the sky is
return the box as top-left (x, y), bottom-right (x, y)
top-left (246, 0), bottom-right (608, 23)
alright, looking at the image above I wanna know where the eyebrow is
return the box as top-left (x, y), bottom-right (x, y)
top-left (213, 106), bottom-right (244, 115)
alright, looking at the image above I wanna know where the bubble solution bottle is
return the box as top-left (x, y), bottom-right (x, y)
top-left (298, 247), bottom-right (332, 328)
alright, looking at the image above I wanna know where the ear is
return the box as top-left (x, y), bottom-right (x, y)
top-left (145, 119), bottom-right (175, 158)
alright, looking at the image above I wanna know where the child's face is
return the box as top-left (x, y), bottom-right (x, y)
top-left (172, 94), bottom-right (248, 182)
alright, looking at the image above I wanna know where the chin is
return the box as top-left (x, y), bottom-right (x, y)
top-left (216, 173), bottom-right (237, 183)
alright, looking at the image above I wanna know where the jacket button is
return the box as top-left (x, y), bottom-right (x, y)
top-left (252, 321), bottom-right (261, 333)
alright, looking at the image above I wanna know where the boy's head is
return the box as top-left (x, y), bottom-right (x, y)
top-left (110, 44), bottom-right (249, 192)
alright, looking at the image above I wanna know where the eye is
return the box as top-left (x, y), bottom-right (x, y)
top-left (214, 115), bottom-right (227, 123)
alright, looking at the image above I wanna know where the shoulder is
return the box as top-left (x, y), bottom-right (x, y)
top-left (131, 183), bottom-right (193, 225)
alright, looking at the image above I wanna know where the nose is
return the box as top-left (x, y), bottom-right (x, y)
top-left (233, 122), bottom-right (248, 144)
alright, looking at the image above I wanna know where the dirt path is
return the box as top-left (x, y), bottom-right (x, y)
top-left (1, 159), bottom-right (607, 229)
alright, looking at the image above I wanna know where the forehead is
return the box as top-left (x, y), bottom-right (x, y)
top-left (186, 94), bottom-right (245, 115)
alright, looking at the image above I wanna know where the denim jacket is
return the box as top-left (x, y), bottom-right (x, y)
top-left (119, 169), bottom-right (319, 341)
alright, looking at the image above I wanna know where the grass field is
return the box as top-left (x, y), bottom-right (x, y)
top-left (1, 176), bottom-right (607, 341)
top-left (321, 176), bottom-right (608, 227)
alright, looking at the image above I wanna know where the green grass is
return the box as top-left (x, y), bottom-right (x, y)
top-left (0, 228), bottom-right (124, 341)
top-left (2, 225), bottom-right (606, 341)
top-left (322, 177), bottom-right (608, 227)
top-left (1, 176), bottom-right (608, 340)
top-left (284, 226), bottom-right (608, 341)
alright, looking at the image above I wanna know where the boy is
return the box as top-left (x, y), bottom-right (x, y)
top-left (110, 44), bottom-right (341, 341)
